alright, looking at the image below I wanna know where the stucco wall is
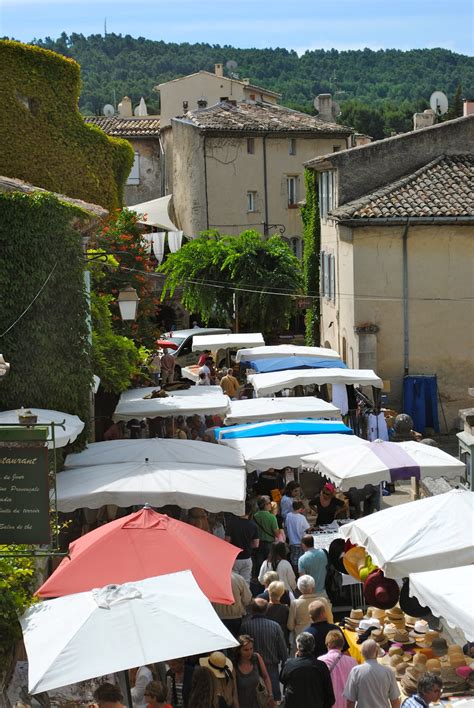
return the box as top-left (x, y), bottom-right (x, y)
top-left (168, 120), bottom-right (206, 235)
top-left (332, 223), bottom-right (474, 427)
top-left (203, 133), bottom-right (347, 238)
top-left (123, 138), bottom-right (161, 206)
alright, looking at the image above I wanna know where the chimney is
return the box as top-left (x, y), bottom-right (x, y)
top-left (182, 100), bottom-right (189, 112)
top-left (353, 133), bottom-right (372, 147)
top-left (135, 97), bottom-right (148, 116)
top-left (316, 93), bottom-right (333, 122)
top-left (117, 96), bottom-right (132, 118)
top-left (243, 78), bottom-right (250, 85)
top-left (215, 63), bottom-right (223, 78)
top-left (413, 108), bottom-right (436, 131)
top-left (463, 99), bottom-right (474, 116)
top-left (197, 97), bottom-right (208, 109)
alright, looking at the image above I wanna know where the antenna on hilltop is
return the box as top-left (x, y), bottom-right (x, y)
top-left (226, 60), bottom-right (239, 79)
top-left (430, 91), bottom-right (449, 116)
top-left (104, 17), bottom-right (107, 37)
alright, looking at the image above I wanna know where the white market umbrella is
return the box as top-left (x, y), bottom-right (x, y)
top-left (21, 570), bottom-right (238, 694)
top-left (0, 408), bottom-right (84, 448)
top-left (113, 389), bottom-right (230, 422)
top-left (339, 489), bottom-right (474, 579)
top-left (192, 332), bottom-right (264, 351)
top-left (248, 368), bottom-right (383, 397)
top-left (65, 437), bottom-right (244, 469)
top-left (128, 194), bottom-right (179, 231)
top-left (409, 565), bottom-right (474, 641)
top-left (236, 344), bottom-right (341, 363)
top-left (302, 440), bottom-right (466, 491)
top-left (224, 396), bottom-right (341, 424)
top-left (221, 433), bottom-right (369, 472)
top-left (56, 458), bottom-right (246, 514)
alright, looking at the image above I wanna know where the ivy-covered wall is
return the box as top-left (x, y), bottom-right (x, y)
top-left (0, 40), bottom-right (134, 210)
top-left (0, 192), bottom-right (92, 429)
top-left (301, 168), bottom-right (321, 346)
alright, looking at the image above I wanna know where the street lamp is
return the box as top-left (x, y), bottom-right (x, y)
top-left (117, 285), bottom-right (140, 321)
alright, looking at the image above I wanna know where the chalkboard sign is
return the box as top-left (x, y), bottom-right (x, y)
top-left (0, 446), bottom-right (50, 544)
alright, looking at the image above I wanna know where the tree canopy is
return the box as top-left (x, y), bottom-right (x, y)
top-left (28, 33), bottom-right (473, 136)
top-left (159, 230), bottom-right (303, 337)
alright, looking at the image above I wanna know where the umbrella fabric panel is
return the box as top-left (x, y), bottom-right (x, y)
top-left (113, 392), bottom-right (230, 421)
top-left (409, 566), bottom-right (474, 641)
top-left (192, 333), bottom-right (264, 351)
top-left (224, 397), bottom-right (341, 425)
top-left (37, 508), bottom-right (240, 603)
top-left (23, 571), bottom-right (238, 694)
top-left (221, 433), bottom-right (368, 472)
top-left (236, 345), bottom-right (341, 363)
top-left (248, 368), bottom-right (383, 396)
top-left (302, 440), bottom-right (466, 491)
top-left (0, 409), bottom-right (84, 448)
top-left (247, 357), bottom-right (347, 373)
top-left (129, 195), bottom-right (178, 231)
top-left (339, 489), bottom-right (474, 578)
top-left (65, 438), bottom-right (245, 469)
top-left (216, 419), bottom-right (352, 439)
top-left (56, 462), bottom-right (246, 515)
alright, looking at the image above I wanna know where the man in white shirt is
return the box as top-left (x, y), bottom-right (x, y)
top-left (285, 500), bottom-right (312, 570)
top-left (344, 638), bottom-right (401, 708)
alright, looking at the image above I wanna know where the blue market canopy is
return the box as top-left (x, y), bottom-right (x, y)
top-left (215, 419), bottom-right (352, 440)
top-left (246, 357), bottom-right (348, 374)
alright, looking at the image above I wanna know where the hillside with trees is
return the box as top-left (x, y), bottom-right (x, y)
top-left (30, 33), bottom-right (473, 137)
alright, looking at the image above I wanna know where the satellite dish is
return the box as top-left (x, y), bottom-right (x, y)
top-left (226, 60), bottom-right (238, 71)
top-left (102, 104), bottom-right (115, 117)
top-left (430, 91), bottom-right (448, 116)
top-left (313, 97), bottom-right (320, 111)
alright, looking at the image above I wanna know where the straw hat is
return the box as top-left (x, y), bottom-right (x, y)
top-left (404, 615), bottom-right (420, 628)
top-left (200, 652), bottom-right (233, 679)
top-left (386, 606), bottom-right (404, 619)
top-left (371, 607), bottom-right (387, 621)
top-left (413, 653), bottom-right (427, 669)
top-left (388, 646), bottom-right (404, 657)
top-left (431, 638), bottom-right (449, 656)
top-left (343, 546), bottom-right (367, 580)
top-left (357, 618), bottom-right (381, 633)
top-left (447, 644), bottom-right (465, 656)
top-left (426, 658), bottom-right (442, 673)
top-left (363, 570), bottom-right (400, 610)
top-left (396, 662), bottom-right (409, 676)
top-left (409, 619), bottom-right (430, 641)
top-left (350, 609), bottom-right (364, 620)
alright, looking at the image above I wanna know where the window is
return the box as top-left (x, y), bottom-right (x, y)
top-left (247, 138), bottom-right (255, 154)
top-left (287, 176), bottom-right (298, 207)
top-left (289, 138), bottom-right (297, 155)
top-left (318, 171), bottom-right (336, 218)
top-left (247, 191), bottom-right (257, 212)
top-left (127, 151), bottom-right (140, 185)
top-left (333, 145), bottom-right (341, 152)
top-left (290, 236), bottom-right (302, 259)
top-left (320, 250), bottom-right (335, 301)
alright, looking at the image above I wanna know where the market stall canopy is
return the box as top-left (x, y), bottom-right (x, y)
top-left (113, 387), bottom-right (230, 421)
top-left (224, 397), bottom-right (341, 425)
top-left (246, 357), bottom-right (348, 374)
top-left (65, 438), bottom-right (244, 469)
top-left (236, 345), bottom-right (341, 363)
top-left (128, 194), bottom-right (178, 231)
top-left (302, 440), bottom-right (466, 491)
top-left (23, 571), bottom-right (238, 694)
top-left (37, 507), bottom-right (240, 603)
top-left (248, 368), bottom-right (383, 397)
top-left (192, 332), bottom-right (265, 351)
top-left (0, 408), bottom-right (84, 448)
top-left (339, 489), bottom-right (474, 578)
top-left (56, 459), bottom-right (246, 515)
top-left (220, 433), bottom-right (369, 472)
top-left (215, 419), bottom-right (352, 440)
top-left (408, 565), bottom-right (474, 642)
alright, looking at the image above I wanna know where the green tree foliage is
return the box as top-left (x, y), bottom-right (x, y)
top-left (0, 40), bottom-right (133, 210)
top-left (0, 191), bottom-right (92, 429)
top-left (29, 34), bottom-right (473, 137)
top-left (301, 169), bottom-right (320, 346)
top-left (89, 209), bottom-right (161, 351)
top-left (159, 230), bottom-right (303, 337)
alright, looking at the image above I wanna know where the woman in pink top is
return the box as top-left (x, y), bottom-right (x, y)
top-left (318, 629), bottom-right (357, 708)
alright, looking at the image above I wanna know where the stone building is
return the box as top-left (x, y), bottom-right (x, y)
top-left (305, 115), bottom-right (474, 428)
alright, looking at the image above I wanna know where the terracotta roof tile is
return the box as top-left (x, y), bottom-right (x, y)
top-left (178, 101), bottom-right (352, 135)
top-left (331, 154), bottom-right (474, 220)
top-left (84, 116), bottom-right (160, 137)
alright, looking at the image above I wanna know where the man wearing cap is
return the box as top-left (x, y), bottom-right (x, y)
top-left (344, 638), bottom-right (401, 708)
top-left (241, 598), bottom-right (288, 702)
top-left (304, 600), bottom-right (348, 658)
top-left (401, 672), bottom-right (443, 707)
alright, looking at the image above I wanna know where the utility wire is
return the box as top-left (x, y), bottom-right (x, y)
top-left (0, 262), bottom-right (58, 338)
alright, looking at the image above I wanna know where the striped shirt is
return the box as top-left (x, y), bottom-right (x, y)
top-left (240, 615), bottom-right (288, 667)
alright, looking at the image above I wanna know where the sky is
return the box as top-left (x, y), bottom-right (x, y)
top-left (1, 0), bottom-right (473, 56)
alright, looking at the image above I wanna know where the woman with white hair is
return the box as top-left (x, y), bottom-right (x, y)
top-left (287, 575), bottom-right (334, 653)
